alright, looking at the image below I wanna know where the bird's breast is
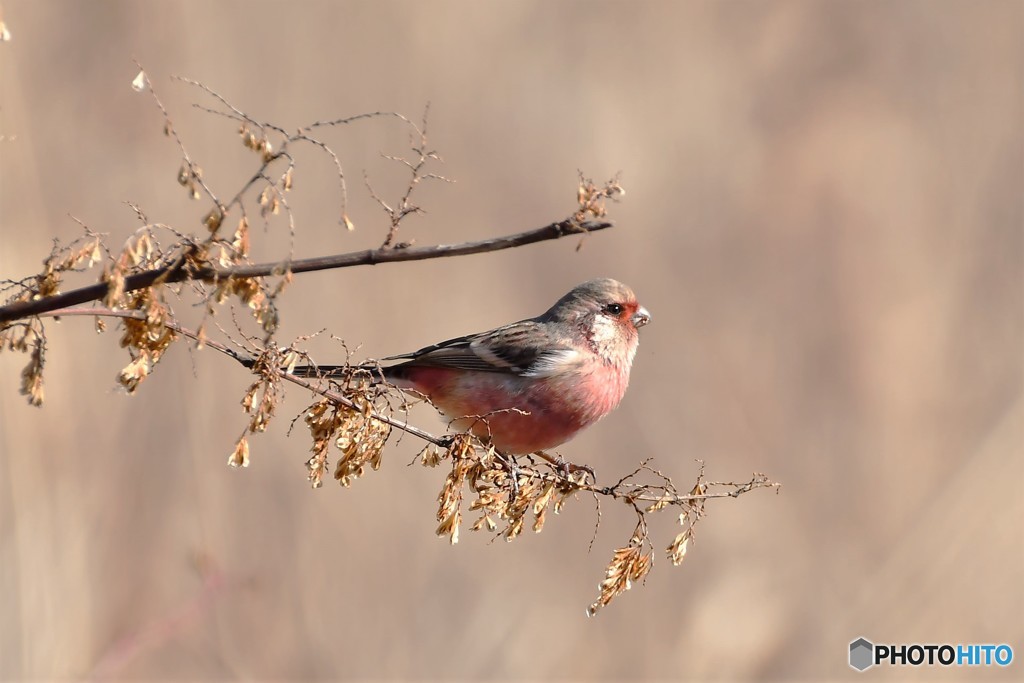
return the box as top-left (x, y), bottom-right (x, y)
top-left (385, 360), bottom-right (631, 453)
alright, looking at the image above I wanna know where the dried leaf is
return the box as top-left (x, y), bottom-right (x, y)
top-left (228, 435), bottom-right (250, 468)
top-left (131, 70), bottom-right (147, 92)
top-left (667, 529), bottom-right (691, 566)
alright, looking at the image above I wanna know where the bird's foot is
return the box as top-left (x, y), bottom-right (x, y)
top-left (496, 452), bottom-right (521, 504)
top-left (536, 451), bottom-right (596, 485)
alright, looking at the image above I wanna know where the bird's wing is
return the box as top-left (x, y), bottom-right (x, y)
top-left (384, 320), bottom-right (582, 378)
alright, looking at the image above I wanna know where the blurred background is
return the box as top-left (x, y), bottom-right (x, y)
top-left (1, 1), bottom-right (1020, 680)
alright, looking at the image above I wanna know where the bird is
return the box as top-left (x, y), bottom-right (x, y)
top-left (297, 278), bottom-right (650, 457)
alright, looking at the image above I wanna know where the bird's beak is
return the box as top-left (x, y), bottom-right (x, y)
top-left (632, 306), bottom-right (651, 329)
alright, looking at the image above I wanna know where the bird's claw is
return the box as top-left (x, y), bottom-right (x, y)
top-left (562, 460), bottom-right (596, 484)
top-left (536, 451), bottom-right (596, 485)
top-left (496, 452), bottom-right (521, 504)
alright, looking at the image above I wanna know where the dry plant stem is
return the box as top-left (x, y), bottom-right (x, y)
top-left (40, 307), bottom-right (442, 444)
top-left (0, 219), bottom-right (612, 324)
top-left (35, 306), bottom-right (780, 506)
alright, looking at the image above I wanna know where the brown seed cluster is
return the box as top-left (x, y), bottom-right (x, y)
top-left (116, 288), bottom-right (178, 394)
top-left (176, 162), bottom-right (203, 200)
top-left (240, 359), bottom-right (283, 435)
top-left (101, 230), bottom-right (163, 310)
top-left (239, 123), bottom-right (275, 163)
top-left (587, 531), bottom-right (653, 617)
top-left (667, 480), bottom-right (706, 567)
top-left (229, 348), bottom-right (291, 468)
top-left (574, 173), bottom-right (625, 224)
top-left (303, 394), bottom-right (392, 489)
top-left (34, 236), bottom-right (103, 300)
top-left (3, 319), bottom-right (46, 406)
top-left (1, 235), bottom-right (107, 405)
top-left (429, 436), bottom-right (579, 545)
top-left (258, 186), bottom-right (283, 218)
top-left (212, 276), bottom-right (278, 333)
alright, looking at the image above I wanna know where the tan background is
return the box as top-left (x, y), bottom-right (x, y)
top-left (1, 1), bottom-right (1021, 680)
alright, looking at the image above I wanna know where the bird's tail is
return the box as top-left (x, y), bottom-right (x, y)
top-left (287, 363), bottom-right (347, 378)
top-left (238, 354), bottom-right (397, 383)
top-left (275, 361), bottom-right (390, 383)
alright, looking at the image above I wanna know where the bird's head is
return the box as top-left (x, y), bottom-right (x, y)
top-left (544, 278), bottom-right (650, 365)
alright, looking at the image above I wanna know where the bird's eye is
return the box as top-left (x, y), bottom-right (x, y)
top-left (603, 303), bottom-right (624, 315)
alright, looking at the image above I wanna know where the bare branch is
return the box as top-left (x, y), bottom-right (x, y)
top-left (0, 219), bottom-right (612, 324)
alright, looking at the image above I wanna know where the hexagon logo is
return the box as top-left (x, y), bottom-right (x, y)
top-left (850, 637), bottom-right (875, 671)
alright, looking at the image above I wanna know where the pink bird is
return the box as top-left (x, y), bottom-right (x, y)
top-left (296, 278), bottom-right (649, 459)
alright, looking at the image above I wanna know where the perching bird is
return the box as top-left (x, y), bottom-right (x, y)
top-left (300, 278), bottom-right (649, 455)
